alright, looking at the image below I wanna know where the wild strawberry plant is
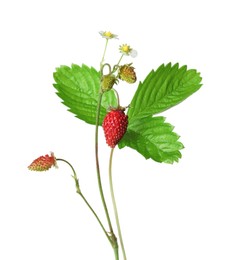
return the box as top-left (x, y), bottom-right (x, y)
top-left (28, 31), bottom-right (202, 260)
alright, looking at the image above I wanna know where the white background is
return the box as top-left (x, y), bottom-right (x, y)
top-left (1, 0), bottom-right (239, 259)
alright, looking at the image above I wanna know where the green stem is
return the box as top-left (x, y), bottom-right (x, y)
top-left (112, 54), bottom-right (124, 74)
top-left (114, 245), bottom-right (119, 260)
top-left (101, 39), bottom-right (109, 69)
top-left (109, 148), bottom-right (127, 260)
top-left (116, 54), bottom-right (124, 68)
top-left (56, 158), bottom-right (111, 244)
top-left (98, 39), bottom-right (119, 259)
top-left (95, 93), bottom-right (119, 260)
top-left (113, 89), bottom-right (120, 108)
top-left (95, 93), bottom-right (114, 234)
top-left (79, 192), bottom-right (112, 244)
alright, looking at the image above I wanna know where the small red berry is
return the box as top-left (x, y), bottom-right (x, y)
top-left (102, 108), bottom-right (128, 148)
top-left (28, 152), bottom-right (57, 171)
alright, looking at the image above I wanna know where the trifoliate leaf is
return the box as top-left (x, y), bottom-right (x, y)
top-left (128, 63), bottom-right (202, 122)
top-left (53, 64), bottom-right (117, 125)
top-left (119, 116), bottom-right (184, 164)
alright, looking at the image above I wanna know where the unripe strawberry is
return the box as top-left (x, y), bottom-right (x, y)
top-left (119, 64), bottom-right (136, 84)
top-left (102, 108), bottom-right (128, 148)
top-left (101, 74), bottom-right (118, 92)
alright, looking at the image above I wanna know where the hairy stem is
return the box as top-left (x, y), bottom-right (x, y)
top-left (109, 148), bottom-right (127, 260)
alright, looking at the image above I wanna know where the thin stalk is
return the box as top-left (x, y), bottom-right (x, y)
top-left (112, 54), bottom-right (124, 74)
top-left (98, 37), bottom-right (119, 259)
top-left (79, 192), bottom-right (112, 244)
top-left (109, 148), bottom-right (127, 260)
top-left (95, 93), bottom-right (119, 260)
top-left (56, 158), bottom-right (111, 244)
top-left (116, 54), bottom-right (124, 68)
top-left (114, 245), bottom-right (119, 260)
top-left (100, 39), bottom-right (109, 69)
top-left (113, 89), bottom-right (120, 108)
top-left (95, 93), bottom-right (114, 234)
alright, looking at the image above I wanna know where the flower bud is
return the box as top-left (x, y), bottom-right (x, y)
top-left (28, 152), bottom-right (57, 171)
top-left (119, 64), bottom-right (137, 84)
top-left (101, 74), bottom-right (118, 92)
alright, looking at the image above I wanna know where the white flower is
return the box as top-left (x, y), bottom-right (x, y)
top-left (99, 31), bottom-right (118, 39)
top-left (119, 44), bottom-right (137, 58)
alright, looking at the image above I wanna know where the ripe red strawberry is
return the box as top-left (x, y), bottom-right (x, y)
top-left (102, 108), bottom-right (128, 148)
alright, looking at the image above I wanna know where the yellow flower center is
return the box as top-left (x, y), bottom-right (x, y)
top-left (104, 31), bottom-right (113, 37)
top-left (122, 45), bottom-right (130, 53)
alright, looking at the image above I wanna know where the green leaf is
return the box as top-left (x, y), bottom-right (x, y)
top-left (119, 63), bottom-right (202, 163)
top-left (119, 116), bottom-right (184, 164)
top-left (53, 64), bottom-right (117, 125)
top-left (127, 63), bottom-right (202, 122)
